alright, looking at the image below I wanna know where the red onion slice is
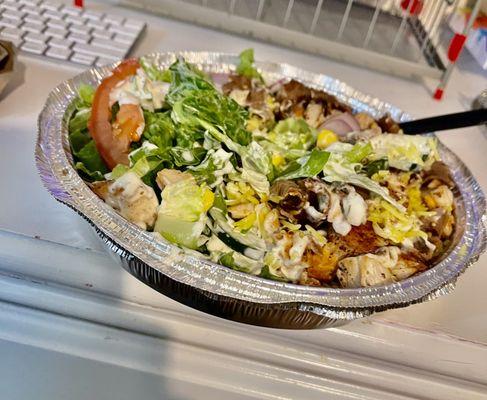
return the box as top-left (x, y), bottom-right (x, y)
top-left (319, 112), bottom-right (360, 137)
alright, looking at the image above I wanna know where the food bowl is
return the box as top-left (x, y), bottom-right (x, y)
top-left (36, 52), bottom-right (486, 329)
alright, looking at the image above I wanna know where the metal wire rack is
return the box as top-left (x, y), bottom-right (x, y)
top-left (122, 0), bottom-right (483, 97)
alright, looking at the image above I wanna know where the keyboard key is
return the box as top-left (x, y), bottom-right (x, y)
top-left (24, 31), bottom-right (48, 43)
top-left (19, 0), bottom-right (39, 6)
top-left (48, 37), bottom-right (72, 49)
top-left (2, 1), bottom-right (20, 11)
top-left (46, 45), bottom-right (71, 60)
top-left (87, 20), bottom-right (107, 30)
top-left (108, 23), bottom-right (138, 36)
top-left (61, 5), bottom-right (80, 16)
top-left (3, 9), bottom-right (25, 20)
top-left (39, 1), bottom-right (61, 11)
top-left (65, 15), bottom-right (86, 26)
top-left (103, 14), bottom-right (124, 25)
top-left (82, 10), bottom-right (103, 20)
top-left (46, 18), bottom-right (67, 29)
top-left (25, 14), bottom-right (47, 24)
top-left (0, 26), bottom-right (24, 39)
top-left (45, 26), bottom-right (65, 38)
top-left (21, 21), bottom-right (44, 33)
top-left (89, 37), bottom-right (116, 50)
top-left (67, 31), bottom-right (89, 43)
top-left (91, 27), bottom-right (111, 39)
top-left (70, 52), bottom-right (95, 65)
top-left (123, 19), bottom-right (144, 31)
top-left (68, 23), bottom-right (90, 35)
top-left (21, 40), bottom-right (46, 54)
top-left (113, 33), bottom-right (133, 45)
top-left (21, 5), bottom-right (40, 15)
top-left (0, 17), bottom-right (20, 28)
top-left (42, 9), bottom-right (63, 20)
top-left (73, 42), bottom-right (124, 59)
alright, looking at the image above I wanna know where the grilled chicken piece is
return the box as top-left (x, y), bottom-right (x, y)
top-left (327, 222), bottom-right (387, 258)
top-left (305, 244), bottom-right (340, 283)
top-left (156, 169), bottom-right (194, 191)
top-left (91, 171), bottom-right (158, 230)
top-left (337, 246), bottom-right (426, 288)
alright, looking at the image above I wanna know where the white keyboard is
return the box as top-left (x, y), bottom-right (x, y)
top-left (0, 0), bottom-right (145, 67)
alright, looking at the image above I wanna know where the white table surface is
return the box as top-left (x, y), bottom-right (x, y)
top-left (0, 2), bottom-right (486, 399)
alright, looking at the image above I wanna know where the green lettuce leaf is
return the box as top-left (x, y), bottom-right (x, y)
top-left (323, 153), bottom-right (405, 212)
top-left (260, 265), bottom-right (288, 282)
top-left (154, 179), bottom-right (211, 249)
top-left (140, 57), bottom-right (171, 82)
top-left (166, 59), bottom-right (215, 106)
top-left (268, 118), bottom-right (315, 151)
top-left (189, 148), bottom-right (235, 186)
top-left (142, 111), bottom-right (176, 149)
top-left (277, 149), bottom-right (330, 181)
top-left (170, 146), bottom-right (207, 167)
top-left (236, 48), bottom-right (263, 81)
top-left (171, 88), bottom-right (251, 146)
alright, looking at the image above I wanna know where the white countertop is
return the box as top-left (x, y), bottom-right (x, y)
top-left (0, 2), bottom-right (486, 399)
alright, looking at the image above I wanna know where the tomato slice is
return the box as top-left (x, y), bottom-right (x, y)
top-left (88, 58), bottom-right (141, 170)
top-left (113, 104), bottom-right (145, 143)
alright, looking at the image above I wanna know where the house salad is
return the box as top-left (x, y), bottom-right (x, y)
top-left (68, 50), bottom-right (456, 288)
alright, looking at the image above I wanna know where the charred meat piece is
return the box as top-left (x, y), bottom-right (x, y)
top-left (377, 114), bottom-right (401, 133)
top-left (222, 74), bottom-right (252, 94)
top-left (327, 222), bottom-right (388, 258)
top-left (270, 178), bottom-right (331, 227)
top-left (276, 79), bottom-right (311, 104)
top-left (275, 79), bottom-right (351, 119)
top-left (298, 178), bottom-right (330, 214)
top-left (270, 180), bottom-right (308, 211)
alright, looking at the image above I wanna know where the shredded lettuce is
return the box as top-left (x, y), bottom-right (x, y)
top-left (189, 148), bottom-right (236, 187)
top-left (322, 153), bottom-right (405, 212)
top-left (369, 134), bottom-right (438, 171)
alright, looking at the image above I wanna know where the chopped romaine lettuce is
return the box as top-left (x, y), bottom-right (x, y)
top-left (154, 179), bottom-right (214, 249)
top-left (236, 48), bottom-right (263, 81)
top-left (142, 111), bottom-right (176, 149)
top-left (166, 58), bottom-right (216, 106)
top-left (277, 149), bottom-right (330, 181)
top-left (171, 88), bottom-right (251, 146)
top-left (189, 148), bottom-right (236, 187)
top-left (76, 84), bottom-right (95, 107)
top-left (140, 57), bottom-right (171, 82)
top-left (68, 101), bottom-right (108, 182)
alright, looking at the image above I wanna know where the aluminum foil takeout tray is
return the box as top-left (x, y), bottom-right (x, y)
top-left (35, 52), bottom-right (487, 329)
